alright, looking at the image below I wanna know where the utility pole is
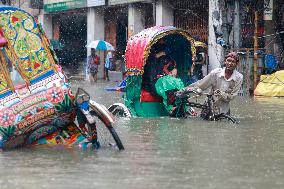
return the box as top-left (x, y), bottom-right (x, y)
top-left (253, 11), bottom-right (258, 90)
top-left (233, 0), bottom-right (240, 49)
top-left (208, 0), bottom-right (223, 70)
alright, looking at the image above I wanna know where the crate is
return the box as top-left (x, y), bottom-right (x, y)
top-left (109, 71), bottom-right (123, 82)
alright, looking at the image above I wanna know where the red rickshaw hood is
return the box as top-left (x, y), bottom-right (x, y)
top-left (125, 26), bottom-right (195, 75)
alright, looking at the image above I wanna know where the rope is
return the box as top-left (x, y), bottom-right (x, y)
top-left (258, 74), bottom-right (284, 85)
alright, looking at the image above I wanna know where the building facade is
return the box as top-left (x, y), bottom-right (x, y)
top-left (33, 0), bottom-right (210, 78)
top-left (5, 0), bottom-right (283, 77)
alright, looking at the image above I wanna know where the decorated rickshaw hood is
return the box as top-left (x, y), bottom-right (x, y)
top-left (125, 26), bottom-right (195, 75)
top-left (0, 6), bottom-right (58, 100)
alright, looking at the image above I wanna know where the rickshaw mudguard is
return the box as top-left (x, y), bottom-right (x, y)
top-left (89, 100), bottom-right (114, 127)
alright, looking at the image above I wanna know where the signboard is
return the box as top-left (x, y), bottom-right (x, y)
top-left (264, 0), bottom-right (273, 20)
top-left (108, 0), bottom-right (150, 6)
top-left (44, 0), bottom-right (87, 12)
top-left (87, 0), bottom-right (105, 7)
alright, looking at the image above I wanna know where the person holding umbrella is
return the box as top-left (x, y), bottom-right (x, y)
top-left (87, 48), bottom-right (100, 84)
top-left (86, 40), bottom-right (115, 82)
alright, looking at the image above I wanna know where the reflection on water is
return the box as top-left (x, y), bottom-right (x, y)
top-left (0, 81), bottom-right (283, 189)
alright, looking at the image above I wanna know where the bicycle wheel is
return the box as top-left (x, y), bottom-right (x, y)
top-left (108, 103), bottom-right (131, 117)
top-left (215, 114), bottom-right (239, 124)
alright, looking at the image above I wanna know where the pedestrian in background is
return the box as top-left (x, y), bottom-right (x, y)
top-left (104, 50), bottom-right (113, 81)
top-left (87, 48), bottom-right (100, 84)
top-left (191, 46), bottom-right (206, 82)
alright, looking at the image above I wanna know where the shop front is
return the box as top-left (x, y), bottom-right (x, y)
top-left (43, 0), bottom-right (88, 69)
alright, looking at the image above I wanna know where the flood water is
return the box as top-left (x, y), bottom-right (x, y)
top-left (0, 80), bottom-right (284, 189)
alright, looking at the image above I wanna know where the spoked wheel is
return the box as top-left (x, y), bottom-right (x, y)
top-left (95, 116), bottom-right (124, 150)
top-left (108, 103), bottom-right (131, 117)
top-left (214, 113), bottom-right (239, 124)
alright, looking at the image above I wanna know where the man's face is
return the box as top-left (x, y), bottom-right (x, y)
top-left (224, 57), bottom-right (238, 71)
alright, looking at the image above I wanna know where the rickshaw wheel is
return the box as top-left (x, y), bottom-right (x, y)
top-left (108, 103), bottom-right (132, 117)
top-left (214, 114), bottom-right (239, 124)
top-left (79, 111), bottom-right (124, 150)
top-left (95, 118), bottom-right (124, 150)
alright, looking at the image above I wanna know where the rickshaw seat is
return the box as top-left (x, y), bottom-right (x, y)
top-left (140, 89), bottom-right (162, 102)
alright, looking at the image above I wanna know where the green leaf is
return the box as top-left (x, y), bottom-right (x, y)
top-left (0, 125), bottom-right (17, 141)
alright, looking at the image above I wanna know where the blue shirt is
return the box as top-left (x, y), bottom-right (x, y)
top-left (105, 52), bottom-right (113, 69)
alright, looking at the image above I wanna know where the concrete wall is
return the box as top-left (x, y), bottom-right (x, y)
top-left (155, 0), bottom-right (173, 26)
top-left (11, 1), bottom-right (41, 17)
top-left (128, 4), bottom-right (145, 36)
top-left (38, 13), bottom-right (53, 39)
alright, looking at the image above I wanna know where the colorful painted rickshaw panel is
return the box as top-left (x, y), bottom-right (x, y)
top-left (0, 6), bottom-right (56, 84)
top-left (0, 6), bottom-right (74, 149)
top-left (0, 57), bottom-right (13, 98)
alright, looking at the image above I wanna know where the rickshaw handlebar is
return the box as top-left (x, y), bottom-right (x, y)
top-left (175, 89), bottom-right (213, 101)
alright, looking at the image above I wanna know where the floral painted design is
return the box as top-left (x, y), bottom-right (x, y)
top-left (0, 10), bottom-right (53, 82)
top-left (0, 110), bottom-right (15, 127)
top-left (54, 94), bottom-right (73, 113)
top-left (47, 87), bottom-right (64, 104)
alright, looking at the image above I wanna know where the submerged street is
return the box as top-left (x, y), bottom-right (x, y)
top-left (0, 1), bottom-right (283, 188)
top-left (0, 80), bottom-right (283, 189)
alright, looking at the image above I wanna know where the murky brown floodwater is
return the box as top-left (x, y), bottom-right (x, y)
top-left (0, 80), bottom-right (284, 189)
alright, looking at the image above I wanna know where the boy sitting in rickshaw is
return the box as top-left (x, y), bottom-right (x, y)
top-left (154, 59), bottom-right (185, 116)
top-left (143, 55), bottom-right (186, 116)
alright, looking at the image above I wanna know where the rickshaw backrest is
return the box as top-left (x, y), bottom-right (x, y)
top-left (140, 89), bottom-right (162, 102)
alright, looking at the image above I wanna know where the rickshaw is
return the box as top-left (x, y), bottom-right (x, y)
top-left (108, 26), bottom-right (238, 123)
top-left (108, 26), bottom-right (195, 117)
top-left (0, 6), bottom-right (124, 150)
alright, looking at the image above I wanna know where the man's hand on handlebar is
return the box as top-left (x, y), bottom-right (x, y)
top-left (213, 89), bottom-right (231, 101)
top-left (213, 89), bottom-right (221, 97)
top-left (175, 87), bottom-right (203, 98)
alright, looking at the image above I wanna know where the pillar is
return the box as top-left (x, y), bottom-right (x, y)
top-left (87, 7), bottom-right (105, 78)
top-left (155, 0), bottom-right (173, 26)
top-left (233, 0), bottom-right (240, 48)
top-left (208, 0), bottom-right (223, 70)
top-left (128, 4), bottom-right (145, 37)
top-left (38, 13), bottom-right (53, 39)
